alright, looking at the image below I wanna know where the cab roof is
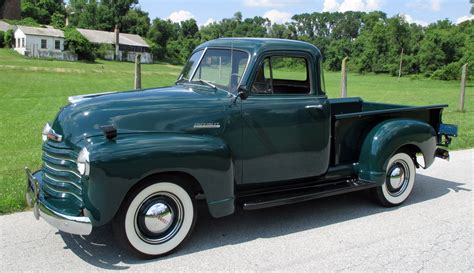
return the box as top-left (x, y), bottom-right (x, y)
top-left (195, 38), bottom-right (322, 60)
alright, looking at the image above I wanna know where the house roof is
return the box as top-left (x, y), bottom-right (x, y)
top-left (77, 28), bottom-right (149, 48)
top-left (0, 20), bottom-right (13, 32)
top-left (16, 25), bottom-right (64, 38)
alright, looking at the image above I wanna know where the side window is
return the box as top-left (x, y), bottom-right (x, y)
top-left (41, 39), bottom-right (47, 49)
top-left (251, 55), bottom-right (310, 95)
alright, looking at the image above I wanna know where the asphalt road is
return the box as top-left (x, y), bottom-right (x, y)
top-left (1, 149), bottom-right (472, 271)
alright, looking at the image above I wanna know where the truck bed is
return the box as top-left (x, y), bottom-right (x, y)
top-left (328, 97), bottom-right (446, 166)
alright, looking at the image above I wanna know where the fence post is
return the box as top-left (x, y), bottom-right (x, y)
top-left (341, 57), bottom-right (348, 98)
top-left (459, 63), bottom-right (468, 112)
top-left (398, 48), bottom-right (404, 81)
top-left (135, 54), bottom-right (142, 90)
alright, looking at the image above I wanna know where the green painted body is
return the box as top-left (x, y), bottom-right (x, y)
top-left (36, 38), bottom-right (450, 226)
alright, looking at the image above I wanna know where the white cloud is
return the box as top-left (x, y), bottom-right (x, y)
top-left (401, 14), bottom-right (428, 26)
top-left (323, 0), bottom-right (340, 11)
top-left (366, 0), bottom-right (382, 10)
top-left (322, 0), bottom-right (383, 12)
top-left (339, 0), bottom-right (366, 12)
top-left (263, 9), bottom-right (292, 24)
top-left (431, 0), bottom-right (441, 11)
top-left (244, 0), bottom-right (285, 8)
top-left (456, 15), bottom-right (474, 24)
top-left (406, 0), bottom-right (442, 12)
top-left (167, 10), bottom-right (195, 23)
top-left (203, 18), bottom-right (215, 26)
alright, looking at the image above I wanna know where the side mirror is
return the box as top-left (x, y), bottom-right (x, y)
top-left (237, 85), bottom-right (249, 100)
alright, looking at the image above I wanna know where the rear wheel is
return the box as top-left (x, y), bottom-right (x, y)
top-left (373, 152), bottom-right (416, 207)
top-left (113, 178), bottom-right (196, 258)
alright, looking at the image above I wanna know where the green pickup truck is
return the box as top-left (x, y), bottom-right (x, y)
top-left (26, 38), bottom-right (457, 258)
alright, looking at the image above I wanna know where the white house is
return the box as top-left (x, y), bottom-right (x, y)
top-left (77, 27), bottom-right (153, 63)
top-left (13, 26), bottom-right (77, 61)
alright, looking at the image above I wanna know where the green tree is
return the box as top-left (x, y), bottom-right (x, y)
top-left (180, 19), bottom-right (199, 38)
top-left (3, 29), bottom-right (13, 48)
top-left (419, 20), bottom-right (464, 75)
top-left (147, 18), bottom-right (178, 60)
top-left (0, 31), bottom-right (4, 48)
top-left (121, 8), bottom-right (150, 36)
top-left (68, 0), bottom-right (138, 31)
top-left (51, 12), bottom-right (66, 29)
top-left (21, 0), bottom-right (66, 25)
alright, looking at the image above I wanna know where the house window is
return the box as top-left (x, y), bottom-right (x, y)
top-left (41, 39), bottom-right (47, 49)
top-left (22, 38), bottom-right (25, 48)
top-left (55, 40), bottom-right (60, 50)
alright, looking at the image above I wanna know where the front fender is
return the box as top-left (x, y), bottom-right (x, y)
top-left (83, 133), bottom-right (234, 226)
top-left (358, 119), bottom-right (437, 184)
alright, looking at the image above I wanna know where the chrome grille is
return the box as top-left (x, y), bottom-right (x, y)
top-left (41, 143), bottom-right (84, 213)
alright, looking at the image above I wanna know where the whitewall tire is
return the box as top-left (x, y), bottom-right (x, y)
top-left (114, 179), bottom-right (196, 258)
top-left (374, 152), bottom-right (416, 207)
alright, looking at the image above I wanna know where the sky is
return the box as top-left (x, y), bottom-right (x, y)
top-left (136, 0), bottom-right (473, 27)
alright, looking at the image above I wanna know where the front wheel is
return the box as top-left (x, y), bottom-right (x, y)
top-left (373, 152), bottom-right (416, 207)
top-left (113, 179), bottom-right (196, 258)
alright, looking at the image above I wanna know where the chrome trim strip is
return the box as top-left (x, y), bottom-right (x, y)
top-left (26, 168), bottom-right (92, 236)
top-left (43, 172), bottom-right (82, 191)
top-left (42, 180), bottom-right (83, 201)
top-left (44, 162), bottom-right (81, 178)
top-left (189, 47), bottom-right (208, 81)
top-left (44, 152), bottom-right (76, 164)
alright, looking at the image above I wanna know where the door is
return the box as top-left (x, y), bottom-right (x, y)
top-left (241, 55), bottom-right (331, 184)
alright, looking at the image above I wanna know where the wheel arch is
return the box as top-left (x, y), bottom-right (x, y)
top-left (84, 133), bottom-right (235, 226)
top-left (358, 118), bottom-right (437, 185)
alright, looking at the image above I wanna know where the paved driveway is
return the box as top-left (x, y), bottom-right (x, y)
top-left (1, 150), bottom-right (472, 271)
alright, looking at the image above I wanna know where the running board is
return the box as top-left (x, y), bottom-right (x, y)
top-left (241, 180), bottom-right (377, 210)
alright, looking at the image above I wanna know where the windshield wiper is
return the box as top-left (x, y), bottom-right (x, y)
top-left (192, 79), bottom-right (217, 89)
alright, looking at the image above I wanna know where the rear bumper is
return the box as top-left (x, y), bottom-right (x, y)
top-left (25, 167), bottom-right (92, 236)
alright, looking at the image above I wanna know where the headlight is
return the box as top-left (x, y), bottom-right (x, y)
top-left (42, 123), bottom-right (51, 142)
top-left (77, 147), bottom-right (90, 176)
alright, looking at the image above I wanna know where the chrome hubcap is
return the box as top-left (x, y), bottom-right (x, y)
top-left (386, 160), bottom-right (410, 196)
top-left (135, 192), bottom-right (184, 244)
top-left (389, 166), bottom-right (405, 189)
top-left (144, 203), bottom-right (174, 234)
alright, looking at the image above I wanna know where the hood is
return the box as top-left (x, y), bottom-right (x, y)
top-left (51, 85), bottom-right (234, 146)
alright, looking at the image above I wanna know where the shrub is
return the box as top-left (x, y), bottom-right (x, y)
top-left (3, 29), bottom-right (13, 48)
top-left (64, 27), bottom-right (95, 61)
top-left (431, 62), bottom-right (463, 81)
top-left (94, 43), bottom-right (114, 59)
top-left (0, 31), bottom-right (4, 48)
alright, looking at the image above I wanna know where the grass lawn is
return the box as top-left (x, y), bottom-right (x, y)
top-left (0, 48), bottom-right (472, 214)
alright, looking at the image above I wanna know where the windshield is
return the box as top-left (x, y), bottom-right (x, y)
top-left (178, 48), bottom-right (250, 93)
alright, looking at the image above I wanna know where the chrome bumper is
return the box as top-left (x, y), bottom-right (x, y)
top-left (25, 168), bottom-right (92, 235)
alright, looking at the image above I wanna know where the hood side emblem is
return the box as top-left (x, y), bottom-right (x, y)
top-left (193, 122), bottom-right (221, 129)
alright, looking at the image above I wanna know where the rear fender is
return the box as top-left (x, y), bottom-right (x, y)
top-left (84, 133), bottom-right (234, 226)
top-left (358, 119), bottom-right (437, 184)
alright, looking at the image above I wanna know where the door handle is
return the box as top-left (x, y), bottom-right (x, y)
top-left (305, 104), bottom-right (323, 109)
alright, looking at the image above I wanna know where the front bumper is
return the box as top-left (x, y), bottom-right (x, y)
top-left (25, 167), bottom-right (92, 235)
